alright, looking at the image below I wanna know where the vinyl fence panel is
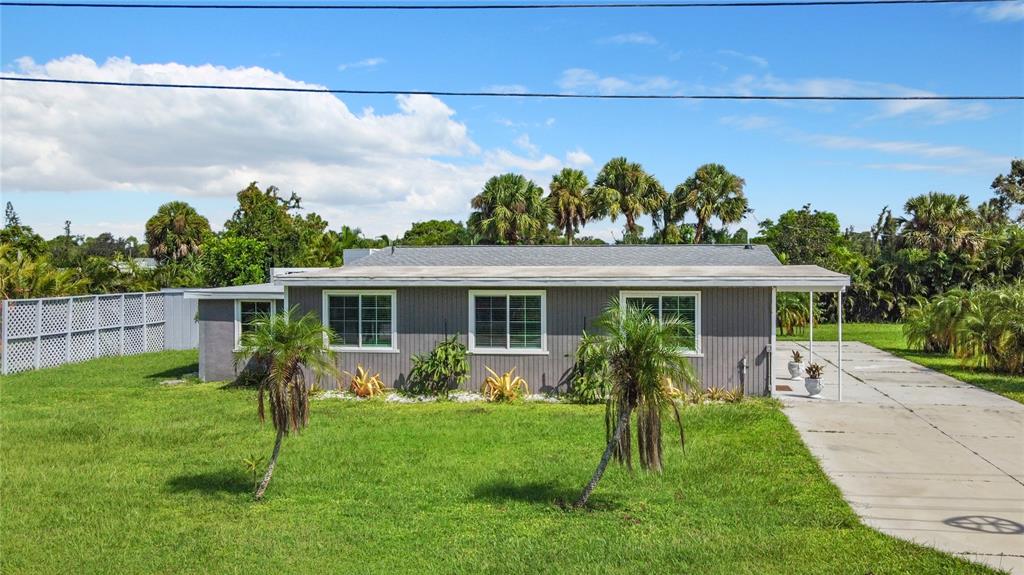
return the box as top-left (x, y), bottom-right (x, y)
top-left (1, 291), bottom-right (186, 375)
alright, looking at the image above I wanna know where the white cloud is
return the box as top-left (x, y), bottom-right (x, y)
top-left (718, 50), bottom-right (769, 68)
top-left (729, 74), bottom-right (992, 123)
top-left (338, 57), bottom-right (386, 71)
top-left (565, 148), bottom-right (594, 168)
top-left (803, 134), bottom-right (1009, 174)
top-left (600, 32), bottom-right (658, 45)
top-left (484, 84), bottom-right (529, 94)
top-left (514, 133), bottom-right (539, 155)
top-left (0, 55), bottom-right (567, 236)
top-left (558, 68), bottom-right (677, 96)
top-left (975, 1), bottom-right (1024, 21)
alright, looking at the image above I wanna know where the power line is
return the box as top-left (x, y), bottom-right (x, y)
top-left (0, 0), bottom-right (1014, 9)
top-left (2, 76), bottom-right (1021, 101)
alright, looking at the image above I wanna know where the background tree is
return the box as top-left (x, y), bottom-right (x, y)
top-left (757, 205), bottom-right (843, 267)
top-left (990, 158), bottom-right (1024, 223)
top-left (675, 164), bottom-right (748, 244)
top-left (145, 201), bottom-right (211, 263)
top-left (899, 192), bottom-right (982, 254)
top-left (1, 203), bottom-right (47, 258)
top-left (201, 236), bottom-right (268, 287)
top-left (468, 173), bottom-right (551, 245)
top-left (547, 168), bottom-right (591, 245)
top-left (235, 310), bottom-right (337, 500)
top-left (0, 245), bottom-right (89, 299)
top-left (592, 157), bottom-right (666, 239)
top-left (223, 182), bottom-right (304, 268)
top-left (400, 220), bottom-right (471, 246)
top-left (576, 301), bottom-right (698, 507)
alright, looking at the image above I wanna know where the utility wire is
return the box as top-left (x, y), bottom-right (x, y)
top-left (0, 0), bottom-right (1014, 9)
top-left (2, 76), bottom-right (1022, 101)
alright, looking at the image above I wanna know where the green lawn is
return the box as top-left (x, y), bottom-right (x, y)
top-left (0, 352), bottom-right (998, 574)
top-left (779, 322), bottom-right (1024, 404)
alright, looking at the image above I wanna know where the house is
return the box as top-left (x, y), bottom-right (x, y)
top-left (185, 245), bottom-right (849, 395)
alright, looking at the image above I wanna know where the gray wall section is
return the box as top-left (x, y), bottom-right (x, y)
top-left (162, 290), bottom-right (199, 350)
top-left (280, 285), bottom-right (772, 396)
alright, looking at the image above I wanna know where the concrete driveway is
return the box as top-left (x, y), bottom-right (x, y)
top-left (774, 341), bottom-right (1024, 573)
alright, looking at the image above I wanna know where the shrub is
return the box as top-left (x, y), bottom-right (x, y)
top-left (565, 331), bottom-right (611, 404)
top-left (481, 367), bottom-right (528, 402)
top-left (904, 284), bottom-right (1024, 374)
top-left (406, 335), bottom-right (469, 398)
top-left (343, 365), bottom-right (386, 398)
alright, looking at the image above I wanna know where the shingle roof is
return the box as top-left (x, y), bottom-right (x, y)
top-left (347, 244), bottom-right (781, 268)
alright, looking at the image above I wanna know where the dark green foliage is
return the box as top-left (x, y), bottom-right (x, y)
top-left (757, 204), bottom-right (842, 267)
top-left (200, 235), bottom-right (268, 287)
top-left (566, 330), bottom-right (611, 404)
top-left (1, 202), bottom-right (47, 258)
top-left (400, 219), bottom-right (471, 246)
top-left (145, 201), bottom-right (211, 263)
top-left (406, 335), bottom-right (469, 397)
top-left (468, 173), bottom-right (551, 245)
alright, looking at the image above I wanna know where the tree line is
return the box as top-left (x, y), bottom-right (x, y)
top-left (2, 158), bottom-right (1021, 325)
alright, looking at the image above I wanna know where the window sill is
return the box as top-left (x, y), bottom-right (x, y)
top-left (468, 348), bottom-right (549, 356)
top-left (329, 347), bottom-right (401, 354)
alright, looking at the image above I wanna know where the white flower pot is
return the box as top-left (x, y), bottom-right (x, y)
top-left (804, 378), bottom-right (823, 397)
top-left (788, 361), bottom-right (804, 379)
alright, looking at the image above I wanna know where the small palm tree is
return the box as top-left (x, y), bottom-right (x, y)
top-left (675, 164), bottom-right (748, 244)
top-left (469, 173), bottom-right (552, 245)
top-left (235, 309), bottom-right (337, 500)
top-left (547, 168), bottom-right (591, 245)
top-left (576, 301), bottom-right (700, 508)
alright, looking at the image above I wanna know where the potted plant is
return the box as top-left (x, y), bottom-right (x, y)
top-left (804, 363), bottom-right (824, 397)
top-left (787, 350), bottom-right (804, 379)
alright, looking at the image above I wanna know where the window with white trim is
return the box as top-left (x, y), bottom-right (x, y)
top-left (323, 291), bottom-right (396, 350)
top-left (235, 300), bottom-right (274, 347)
top-left (620, 291), bottom-right (701, 354)
top-left (469, 291), bottom-right (546, 353)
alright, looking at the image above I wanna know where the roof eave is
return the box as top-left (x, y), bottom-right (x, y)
top-left (276, 276), bottom-right (849, 290)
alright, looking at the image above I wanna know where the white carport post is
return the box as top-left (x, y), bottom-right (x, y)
top-left (838, 288), bottom-right (844, 402)
top-left (808, 290), bottom-right (814, 365)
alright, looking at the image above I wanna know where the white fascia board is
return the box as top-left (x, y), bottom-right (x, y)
top-left (184, 290), bottom-right (285, 300)
top-left (276, 276), bottom-right (849, 289)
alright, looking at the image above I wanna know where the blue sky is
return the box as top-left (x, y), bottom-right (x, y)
top-left (2, 2), bottom-right (1022, 242)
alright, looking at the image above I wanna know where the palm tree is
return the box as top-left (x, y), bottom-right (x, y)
top-left (0, 245), bottom-right (89, 299)
top-left (675, 164), bottom-right (749, 244)
top-left (547, 168), bottom-right (591, 245)
top-left (144, 201), bottom-right (211, 263)
top-left (899, 192), bottom-right (983, 254)
top-left (468, 173), bottom-right (552, 245)
top-left (592, 157), bottom-right (667, 238)
top-left (235, 309), bottom-right (337, 500)
top-left (576, 301), bottom-right (700, 508)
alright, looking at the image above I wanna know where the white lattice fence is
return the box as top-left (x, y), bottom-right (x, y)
top-left (1, 292), bottom-right (167, 375)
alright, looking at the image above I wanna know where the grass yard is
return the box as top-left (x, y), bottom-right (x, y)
top-left (0, 352), bottom-right (998, 574)
top-left (779, 322), bottom-right (1024, 404)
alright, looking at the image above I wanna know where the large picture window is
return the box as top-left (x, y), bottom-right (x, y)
top-left (322, 291), bottom-right (397, 351)
top-left (469, 291), bottom-right (546, 354)
top-left (234, 300), bottom-right (275, 348)
top-left (620, 291), bottom-right (701, 354)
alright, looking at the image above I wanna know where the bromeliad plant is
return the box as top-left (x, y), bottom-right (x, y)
top-left (481, 367), bottom-right (529, 402)
top-left (234, 308), bottom-right (337, 500)
top-left (576, 300), bottom-right (700, 508)
top-left (804, 363), bottom-right (825, 379)
top-left (406, 335), bottom-right (469, 398)
top-left (344, 365), bottom-right (386, 398)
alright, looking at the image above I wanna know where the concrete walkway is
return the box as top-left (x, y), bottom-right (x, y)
top-left (774, 341), bottom-right (1024, 573)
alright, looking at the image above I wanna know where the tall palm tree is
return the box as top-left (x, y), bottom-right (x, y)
top-left (144, 201), bottom-right (211, 263)
top-left (899, 192), bottom-right (983, 254)
top-left (592, 157), bottom-right (667, 238)
top-left (235, 309), bottom-right (337, 500)
top-left (468, 173), bottom-right (552, 245)
top-left (547, 168), bottom-right (591, 245)
top-left (675, 164), bottom-right (749, 244)
top-left (576, 301), bottom-right (699, 508)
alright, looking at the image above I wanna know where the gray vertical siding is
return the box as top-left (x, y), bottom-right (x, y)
top-left (162, 289), bottom-right (199, 350)
top-left (283, 285), bottom-right (772, 395)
